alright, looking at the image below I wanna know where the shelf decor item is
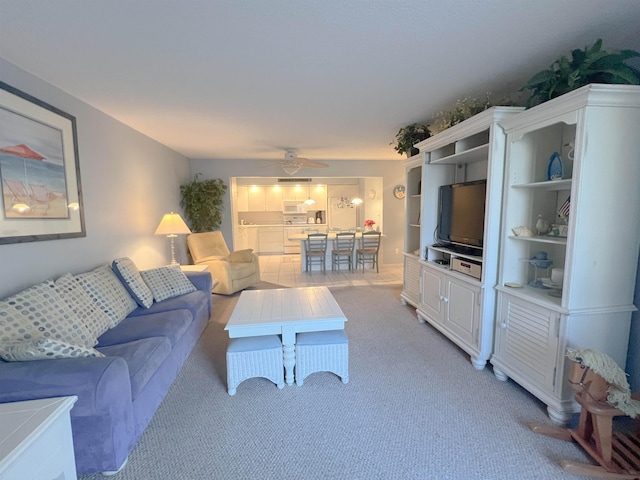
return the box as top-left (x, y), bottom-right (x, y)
top-left (521, 39), bottom-right (640, 108)
top-left (431, 94), bottom-right (495, 134)
top-left (547, 151), bottom-right (564, 180)
top-left (390, 124), bottom-right (431, 157)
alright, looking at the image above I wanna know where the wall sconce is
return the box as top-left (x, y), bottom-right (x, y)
top-left (154, 212), bottom-right (192, 265)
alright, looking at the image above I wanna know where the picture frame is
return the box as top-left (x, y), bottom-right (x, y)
top-left (0, 81), bottom-right (85, 244)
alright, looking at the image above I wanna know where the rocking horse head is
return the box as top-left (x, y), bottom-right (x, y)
top-left (566, 348), bottom-right (640, 418)
top-left (566, 354), bottom-right (610, 402)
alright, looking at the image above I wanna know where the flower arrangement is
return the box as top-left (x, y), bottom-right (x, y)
top-left (364, 219), bottom-right (375, 227)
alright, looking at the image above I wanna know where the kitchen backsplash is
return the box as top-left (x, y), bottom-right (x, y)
top-left (238, 210), bottom-right (326, 225)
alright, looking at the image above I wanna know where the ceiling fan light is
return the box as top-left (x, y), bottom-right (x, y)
top-left (282, 164), bottom-right (301, 175)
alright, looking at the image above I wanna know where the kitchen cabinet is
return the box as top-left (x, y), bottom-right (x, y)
top-left (258, 226), bottom-right (284, 253)
top-left (265, 186), bottom-right (283, 211)
top-left (281, 185), bottom-right (306, 201)
top-left (309, 185), bottom-right (327, 210)
top-left (236, 186), bottom-right (249, 212)
top-left (491, 84), bottom-right (640, 424)
top-left (247, 186), bottom-right (266, 211)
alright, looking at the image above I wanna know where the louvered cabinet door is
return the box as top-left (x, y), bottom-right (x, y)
top-left (493, 293), bottom-right (560, 392)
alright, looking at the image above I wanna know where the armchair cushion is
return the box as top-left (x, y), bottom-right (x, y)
top-left (226, 249), bottom-right (254, 263)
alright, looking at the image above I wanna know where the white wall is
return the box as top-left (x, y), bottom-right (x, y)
top-left (0, 58), bottom-right (191, 298)
top-left (190, 158), bottom-right (406, 264)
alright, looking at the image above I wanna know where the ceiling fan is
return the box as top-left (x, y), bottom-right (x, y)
top-left (279, 149), bottom-right (329, 175)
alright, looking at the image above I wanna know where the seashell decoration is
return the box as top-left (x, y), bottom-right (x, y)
top-left (512, 226), bottom-right (534, 237)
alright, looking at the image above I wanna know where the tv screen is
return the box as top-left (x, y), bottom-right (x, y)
top-left (437, 180), bottom-right (486, 250)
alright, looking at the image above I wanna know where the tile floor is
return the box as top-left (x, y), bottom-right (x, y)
top-left (257, 254), bottom-right (404, 288)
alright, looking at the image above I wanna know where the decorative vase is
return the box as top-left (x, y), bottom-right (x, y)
top-left (365, 226), bottom-right (373, 232)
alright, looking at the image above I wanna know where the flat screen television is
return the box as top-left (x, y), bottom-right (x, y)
top-left (436, 179), bottom-right (486, 252)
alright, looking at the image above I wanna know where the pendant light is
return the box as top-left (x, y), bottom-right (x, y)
top-left (303, 185), bottom-right (316, 206)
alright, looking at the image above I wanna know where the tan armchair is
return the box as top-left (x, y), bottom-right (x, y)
top-left (186, 231), bottom-right (261, 295)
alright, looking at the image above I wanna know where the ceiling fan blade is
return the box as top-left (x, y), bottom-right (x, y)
top-left (300, 159), bottom-right (329, 168)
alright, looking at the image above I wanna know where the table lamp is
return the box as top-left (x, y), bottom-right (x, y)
top-left (154, 212), bottom-right (192, 265)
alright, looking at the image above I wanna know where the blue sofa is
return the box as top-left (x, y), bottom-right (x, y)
top-left (0, 270), bottom-right (212, 475)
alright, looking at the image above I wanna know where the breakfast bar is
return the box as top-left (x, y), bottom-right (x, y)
top-left (287, 231), bottom-right (383, 272)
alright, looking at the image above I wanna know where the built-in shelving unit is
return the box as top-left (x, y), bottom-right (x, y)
top-left (400, 156), bottom-right (423, 308)
top-left (490, 84), bottom-right (640, 425)
top-left (401, 106), bottom-right (523, 369)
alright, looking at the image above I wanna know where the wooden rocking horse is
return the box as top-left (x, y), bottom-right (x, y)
top-left (530, 349), bottom-right (640, 479)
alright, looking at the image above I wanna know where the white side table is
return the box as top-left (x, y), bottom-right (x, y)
top-left (179, 265), bottom-right (208, 272)
top-left (0, 396), bottom-right (78, 480)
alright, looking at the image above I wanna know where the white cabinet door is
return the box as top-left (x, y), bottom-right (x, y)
top-left (246, 227), bottom-right (259, 252)
top-left (236, 186), bottom-right (249, 212)
top-left (493, 293), bottom-right (559, 391)
top-left (282, 186), bottom-right (305, 201)
top-left (247, 186), bottom-right (266, 211)
top-left (265, 186), bottom-right (283, 211)
top-left (418, 266), bottom-right (445, 324)
top-left (443, 277), bottom-right (480, 348)
top-left (401, 255), bottom-right (421, 307)
top-left (258, 227), bottom-right (284, 253)
top-left (310, 185), bottom-right (327, 210)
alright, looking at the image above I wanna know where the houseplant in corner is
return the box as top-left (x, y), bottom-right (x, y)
top-left (391, 123), bottom-right (431, 157)
top-left (180, 174), bottom-right (227, 232)
top-left (521, 38), bottom-right (640, 108)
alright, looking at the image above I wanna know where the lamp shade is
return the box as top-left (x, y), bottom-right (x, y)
top-left (154, 212), bottom-right (192, 235)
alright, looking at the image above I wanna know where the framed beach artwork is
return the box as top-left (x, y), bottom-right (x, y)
top-left (0, 81), bottom-right (85, 244)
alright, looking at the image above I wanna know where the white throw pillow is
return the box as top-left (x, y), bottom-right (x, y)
top-left (75, 265), bottom-right (138, 328)
top-left (0, 280), bottom-right (96, 347)
top-left (56, 273), bottom-right (111, 339)
top-left (140, 266), bottom-right (197, 302)
top-left (0, 338), bottom-right (104, 362)
top-left (112, 257), bottom-right (154, 308)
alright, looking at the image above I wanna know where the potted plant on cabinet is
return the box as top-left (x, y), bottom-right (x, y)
top-left (521, 38), bottom-right (640, 108)
top-left (391, 123), bottom-right (431, 157)
top-left (180, 174), bottom-right (227, 232)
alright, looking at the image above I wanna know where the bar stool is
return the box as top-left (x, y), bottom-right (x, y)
top-left (356, 231), bottom-right (382, 272)
top-left (332, 232), bottom-right (356, 271)
top-left (226, 335), bottom-right (285, 395)
top-left (295, 330), bottom-right (349, 386)
top-left (305, 233), bottom-right (328, 273)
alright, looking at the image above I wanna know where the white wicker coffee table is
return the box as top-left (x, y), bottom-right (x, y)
top-left (225, 286), bottom-right (347, 385)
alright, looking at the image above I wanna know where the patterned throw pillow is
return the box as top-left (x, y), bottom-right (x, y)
top-left (140, 266), bottom-right (197, 302)
top-left (0, 280), bottom-right (96, 347)
top-left (0, 338), bottom-right (104, 362)
top-left (112, 258), bottom-right (154, 308)
top-left (75, 265), bottom-right (138, 328)
top-left (56, 273), bottom-right (112, 339)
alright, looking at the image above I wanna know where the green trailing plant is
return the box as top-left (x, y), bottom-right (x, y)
top-left (179, 174), bottom-right (227, 232)
top-left (431, 94), bottom-right (494, 134)
top-left (522, 39), bottom-right (640, 108)
top-left (391, 123), bottom-right (431, 157)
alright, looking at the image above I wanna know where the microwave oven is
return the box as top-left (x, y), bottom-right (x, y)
top-left (283, 201), bottom-right (306, 214)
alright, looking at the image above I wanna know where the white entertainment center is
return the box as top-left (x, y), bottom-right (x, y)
top-left (401, 85), bottom-right (640, 424)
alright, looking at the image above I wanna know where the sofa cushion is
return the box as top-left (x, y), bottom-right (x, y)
top-left (140, 266), bottom-right (196, 302)
top-left (0, 338), bottom-right (104, 362)
top-left (56, 273), bottom-right (111, 340)
top-left (0, 280), bottom-right (96, 348)
top-left (128, 290), bottom-right (210, 321)
top-left (97, 337), bottom-right (171, 400)
top-left (112, 258), bottom-right (154, 309)
top-left (97, 310), bottom-right (192, 347)
top-left (75, 265), bottom-right (138, 328)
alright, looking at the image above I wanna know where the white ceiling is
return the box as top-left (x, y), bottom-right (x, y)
top-left (1, 0), bottom-right (639, 163)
